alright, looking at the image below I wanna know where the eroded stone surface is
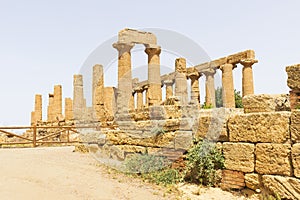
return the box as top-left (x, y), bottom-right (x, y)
top-left (223, 142), bottom-right (255, 173)
top-left (292, 144), bottom-right (300, 178)
top-left (291, 110), bottom-right (300, 143)
top-left (255, 143), bottom-right (292, 176)
top-left (245, 173), bottom-right (260, 190)
top-left (243, 94), bottom-right (290, 113)
top-left (174, 131), bottom-right (193, 150)
top-left (262, 175), bottom-right (300, 200)
top-left (228, 112), bottom-right (290, 143)
top-left (286, 64), bottom-right (300, 90)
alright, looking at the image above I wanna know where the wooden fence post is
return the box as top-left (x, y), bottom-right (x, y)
top-left (33, 125), bottom-right (37, 147)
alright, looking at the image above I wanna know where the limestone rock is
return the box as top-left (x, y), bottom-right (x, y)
top-left (105, 130), bottom-right (175, 148)
top-left (243, 94), bottom-right (290, 113)
top-left (223, 142), bottom-right (255, 173)
top-left (228, 112), bottom-right (290, 143)
top-left (174, 131), bottom-right (193, 150)
top-left (292, 144), bottom-right (300, 178)
top-left (255, 143), bottom-right (291, 176)
top-left (262, 175), bottom-right (300, 200)
top-left (110, 145), bottom-right (146, 161)
top-left (286, 64), bottom-right (300, 90)
top-left (80, 131), bottom-right (106, 145)
top-left (221, 170), bottom-right (245, 190)
top-left (195, 108), bottom-right (242, 142)
top-left (245, 173), bottom-right (260, 190)
top-left (291, 110), bottom-right (300, 143)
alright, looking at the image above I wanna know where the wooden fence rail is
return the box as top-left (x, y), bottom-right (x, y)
top-left (0, 126), bottom-right (97, 147)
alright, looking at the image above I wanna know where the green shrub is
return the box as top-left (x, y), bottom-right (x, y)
top-left (202, 103), bottom-right (213, 109)
top-left (143, 168), bottom-right (182, 186)
top-left (124, 154), bottom-right (170, 174)
top-left (185, 140), bottom-right (224, 186)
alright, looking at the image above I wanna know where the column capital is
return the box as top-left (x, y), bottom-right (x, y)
top-left (163, 79), bottom-right (174, 86)
top-left (144, 46), bottom-right (161, 56)
top-left (113, 42), bottom-right (134, 54)
top-left (134, 86), bottom-right (144, 93)
top-left (240, 59), bottom-right (258, 67)
top-left (219, 63), bottom-right (237, 72)
top-left (202, 68), bottom-right (216, 76)
top-left (188, 71), bottom-right (201, 80)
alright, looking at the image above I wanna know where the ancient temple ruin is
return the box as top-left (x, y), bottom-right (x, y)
top-left (27, 28), bottom-right (300, 198)
top-left (30, 28), bottom-right (258, 125)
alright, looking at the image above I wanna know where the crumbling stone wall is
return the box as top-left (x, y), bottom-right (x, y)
top-left (81, 93), bottom-right (300, 199)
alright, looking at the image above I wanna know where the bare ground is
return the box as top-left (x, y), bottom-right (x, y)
top-left (0, 146), bottom-right (258, 200)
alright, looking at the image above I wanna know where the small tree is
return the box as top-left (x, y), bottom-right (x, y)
top-left (215, 87), bottom-right (223, 108)
top-left (215, 87), bottom-right (243, 108)
top-left (234, 89), bottom-right (243, 108)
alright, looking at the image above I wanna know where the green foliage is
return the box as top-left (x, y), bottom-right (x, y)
top-left (143, 168), bottom-right (182, 186)
top-left (234, 89), bottom-right (243, 108)
top-left (185, 140), bottom-right (224, 186)
top-left (215, 87), bottom-right (223, 108)
top-left (124, 154), bottom-right (170, 174)
top-left (215, 87), bottom-right (243, 108)
top-left (295, 104), bottom-right (300, 109)
top-left (260, 193), bottom-right (281, 200)
top-left (202, 102), bottom-right (213, 109)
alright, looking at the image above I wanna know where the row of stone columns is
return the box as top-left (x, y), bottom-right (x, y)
top-left (113, 42), bottom-right (162, 115)
top-left (220, 59), bottom-right (257, 108)
top-left (129, 59), bottom-right (257, 110)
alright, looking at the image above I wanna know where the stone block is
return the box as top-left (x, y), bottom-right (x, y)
top-left (221, 170), bottom-right (245, 190)
top-left (286, 64), bottom-right (300, 90)
top-left (228, 112), bottom-right (290, 143)
top-left (174, 131), bottom-right (193, 150)
top-left (194, 108), bottom-right (240, 142)
top-left (262, 175), bottom-right (300, 200)
top-left (223, 142), bottom-right (255, 173)
top-left (105, 130), bottom-right (174, 148)
top-left (291, 110), bottom-right (300, 143)
top-left (80, 131), bottom-right (106, 145)
top-left (118, 28), bottom-right (157, 45)
top-left (292, 144), bottom-right (300, 178)
top-left (245, 173), bottom-right (261, 190)
top-left (243, 94), bottom-right (290, 113)
top-left (164, 105), bottom-right (182, 119)
top-left (255, 143), bottom-right (292, 176)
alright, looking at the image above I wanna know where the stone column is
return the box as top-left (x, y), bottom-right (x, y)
top-left (130, 91), bottom-right (135, 111)
top-left (92, 64), bottom-right (105, 121)
top-left (47, 94), bottom-right (54, 121)
top-left (175, 58), bottom-right (188, 105)
top-left (145, 46), bottom-right (162, 106)
top-left (164, 80), bottom-right (174, 99)
top-left (34, 94), bottom-right (42, 122)
top-left (220, 64), bottom-right (235, 108)
top-left (31, 111), bottom-right (36, 125)
top-left (53, 85), bottom-right (62, 119)
top-left (113, 42), bottom-right (134, 114)
top-left (204, 70), bottom-right (216, 107)
top-left (189, 72), bottom-right (201, 105)
top-left (240, 59), bottom-right (258, 97)
top-left (135, 87), bottom-right (144, 110)
top-left (143, 85), bottom-right (149, 107)
top-left (65, 98), bottom-right (73, 121)
top-left (73, 74), bottom-right (85, 120)
top-left (103, 87), bottom-right (117, 119)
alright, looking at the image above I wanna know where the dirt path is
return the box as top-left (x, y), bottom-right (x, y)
top-left (0, 146), bottom-right (171, 200)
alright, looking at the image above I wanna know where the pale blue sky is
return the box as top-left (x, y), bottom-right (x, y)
top-left (0, 0), bottom-right (299, 125)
